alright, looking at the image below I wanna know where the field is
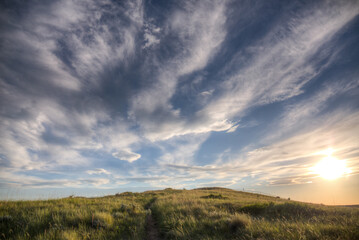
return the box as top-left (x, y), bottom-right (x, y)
top-left (1, 188), bottom-right (358, 239)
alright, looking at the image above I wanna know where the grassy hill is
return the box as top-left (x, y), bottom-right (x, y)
top-left (0, 188), bottom-right (358, 239)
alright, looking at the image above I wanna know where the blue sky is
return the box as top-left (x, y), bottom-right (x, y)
top-left (0, 0), bottom-right (359, 204)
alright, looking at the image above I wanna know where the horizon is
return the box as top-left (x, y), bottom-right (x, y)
top-left (2, 183), bottom-right (359, 206)
top-left (1, 0), bottom-right (359, 205)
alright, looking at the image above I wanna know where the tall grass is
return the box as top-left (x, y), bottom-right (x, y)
top-left (151, 188), bottom-right (359, 239)
top-left (0, 196), bottom-right (150, 239)
top-left (1, 188), bottom-right (358, 239)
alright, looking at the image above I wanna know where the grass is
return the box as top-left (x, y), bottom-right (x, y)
top-left (1, 188), bottom-right (358, 239)
top-left (0, 195), bottom-right (151, 239)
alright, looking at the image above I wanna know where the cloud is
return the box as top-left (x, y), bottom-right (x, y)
top-left (143, 21), bottom-right (161, 48)
top-left (226, 124), bottom-right (240, 133)
top-left (196, 180), bottom-right (236, 188)
top-left (279, 79), bottom-right (359, 130)
top-left (129, 0), bottom-right (228, 141)
top-left (239, 110), bottom-right (359, 185)
top-left (200, 90), bottom-right (214, 97)
top-left (0, 0), bottom-right (143, 91)
top-left (161, 108), bottom-right (359, 186)
top-left (0, 0), bottom-right (358, 194)
top-left (86, 168), bottom-right (111, 175)
top-left (169, 0), bottom-right (227, 75)
top-left (115, 180), bottom-right (130, 185)
top-left (0, 0), bottom-right (142, 171)
top-left (0, 169), bottom-right (111, 188)
top-left (128, 0), bottom-right (359, 143)
top-left (197, 1), bottom-right (359, 130)
top-left (112, 150), bottom-right (141, 162)
top-left (81, 178), bottom-right (110, 187)
top-left (157, 133), bottom-right (209, 165)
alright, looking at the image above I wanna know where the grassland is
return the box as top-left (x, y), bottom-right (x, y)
top-left (1, 188), bottom-right (358, 239)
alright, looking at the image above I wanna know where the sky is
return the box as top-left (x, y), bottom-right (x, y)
top-left (0, 0), bottom-right (359, 205)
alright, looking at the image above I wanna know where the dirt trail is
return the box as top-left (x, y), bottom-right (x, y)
top-left (145, 198), bottom-right (160, 240)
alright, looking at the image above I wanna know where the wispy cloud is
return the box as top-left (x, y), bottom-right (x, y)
top-left (198, 1), bottom-right (359, 132)
top-left (0, 0), bottom-right (358, 196)
top-left (0, 169), bottom-right (112, 188)
top-left (112, 150), bottom-right (141, 163)
top-left (161, 108), bottom-right (359, 186)
top-left (129, 0), bottom-right (228, 141)
top-left (237, 110), bottom-right (359, 185)
top-left (130, 0), bottom-right (359, 142)
top-left (86, 168), bottom-right (111, 175)
top-left (0, 0), bottom-right (143, 171)
top-left (157, 133), bottom-right (209, 165)
top-left (143, 21), bottom-right (161, 49)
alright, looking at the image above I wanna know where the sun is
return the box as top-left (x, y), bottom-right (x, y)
top-left (312, 149), bottom-right (351, 180)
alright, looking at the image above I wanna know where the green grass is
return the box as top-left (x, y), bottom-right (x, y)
top-left (1, 188), bottom-right (358, 239)
top-left (0, 195), bottom-right (151, 240)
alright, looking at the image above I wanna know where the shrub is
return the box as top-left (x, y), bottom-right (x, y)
top-left (201, 194), bottom-right (228, 199)
top-left (115, 192), bottom-right (139, 197)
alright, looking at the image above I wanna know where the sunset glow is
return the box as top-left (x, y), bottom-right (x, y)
top-left (312, 149), bottom-right (352, 180)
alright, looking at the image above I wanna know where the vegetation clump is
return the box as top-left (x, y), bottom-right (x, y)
top-left (92, 212), bottom-right (113, 228)
top-left (115, 191), bottom-right (139, 197)
top-left (228, 213), bottom-right (252, 232)
top-left (201, 194), bottom-right (228, 199)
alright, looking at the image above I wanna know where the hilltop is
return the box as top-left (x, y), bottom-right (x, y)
top-left (1, 188), bottom-right (358, 239)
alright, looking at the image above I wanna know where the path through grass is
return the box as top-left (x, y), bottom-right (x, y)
top-left (144, 197), bottom-right (159, 240)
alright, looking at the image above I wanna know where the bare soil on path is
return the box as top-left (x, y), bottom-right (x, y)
top-left (145, 198), bottom-right (160, 240)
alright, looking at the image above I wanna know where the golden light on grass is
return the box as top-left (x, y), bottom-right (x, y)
top-left (312, 148), bottom-right (351, 180)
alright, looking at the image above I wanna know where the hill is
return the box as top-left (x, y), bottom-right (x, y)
top-left (1, 188), bottom-right (358, 239)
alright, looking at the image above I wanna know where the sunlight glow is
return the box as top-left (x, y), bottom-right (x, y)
top-left (312, 148), bottom-right (351, 180)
